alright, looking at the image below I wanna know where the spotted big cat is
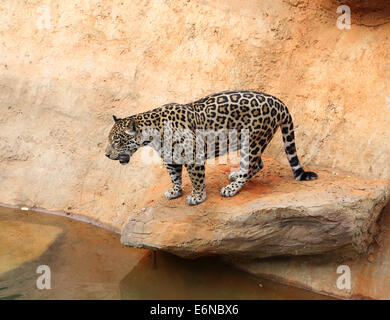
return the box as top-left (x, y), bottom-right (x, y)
top-left (105, 90), bottom-right (318, 205)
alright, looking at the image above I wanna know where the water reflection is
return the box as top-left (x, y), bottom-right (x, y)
top-left (120, 251), bottom-right (332, 300)
top-left (0, 206), bottom-right (332, 300)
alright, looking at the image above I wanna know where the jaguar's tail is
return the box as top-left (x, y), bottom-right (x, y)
top-left (280, 106), bottom-right (318, 181)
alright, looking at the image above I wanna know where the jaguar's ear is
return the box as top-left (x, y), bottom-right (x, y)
top-left (113, 115), bottom-right (120, 122)
top-left (125, 118), bottom-right (137, 135)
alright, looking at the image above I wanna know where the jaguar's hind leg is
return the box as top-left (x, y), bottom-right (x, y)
top-left (221, 157), bottom-right (263, 197)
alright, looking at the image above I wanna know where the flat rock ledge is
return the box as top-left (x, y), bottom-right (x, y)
top-left (121, 157), bottom-right (390, 259)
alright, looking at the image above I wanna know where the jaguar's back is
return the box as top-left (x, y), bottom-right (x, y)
top-left (189, 90), bottom-right (287, 130)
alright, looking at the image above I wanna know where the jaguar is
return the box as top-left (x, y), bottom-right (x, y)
top-left (105, 90), bottom-right (318, 205)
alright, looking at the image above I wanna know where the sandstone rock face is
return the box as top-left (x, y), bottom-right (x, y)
top-left (1, 0), bottom-right (390, 229)
top-left (121, 157), bottom-right (390, 259)
top-left (229, 203), bottom-right (390, 299)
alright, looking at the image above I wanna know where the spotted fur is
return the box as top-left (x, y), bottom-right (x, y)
top-left (105, 90), bottom-right (318, 205)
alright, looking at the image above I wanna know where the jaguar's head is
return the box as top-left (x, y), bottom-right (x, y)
top-left (105, 115), bottom-right (140, 165)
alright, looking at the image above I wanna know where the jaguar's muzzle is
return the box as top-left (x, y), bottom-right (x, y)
top-left (106, 153), bottom-right (130, 165)
top-left (118, 154), bottom-right (130, 165)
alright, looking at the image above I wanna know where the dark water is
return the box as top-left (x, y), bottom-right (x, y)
top-left (0, 207), bottom-right (332, 300)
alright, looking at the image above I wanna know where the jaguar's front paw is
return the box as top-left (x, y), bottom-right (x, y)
top-left (164, 186), bottom-right (182, 200)
top-left (186, 189), bottom-right (206, 206)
